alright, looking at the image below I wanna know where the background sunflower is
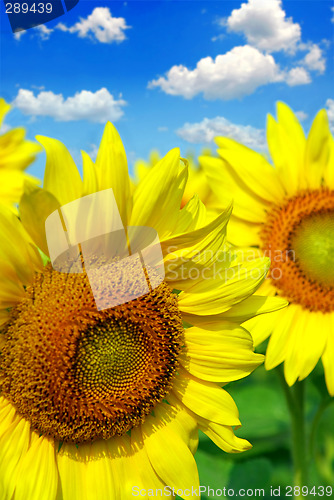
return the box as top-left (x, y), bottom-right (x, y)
top-left (0, 99), bottom-right (41, 207)
top-left (200, 102), bottom-right (334, 491)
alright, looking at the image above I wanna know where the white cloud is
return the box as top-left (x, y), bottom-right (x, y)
top-left (226, 0), bottom-right (301, 53)
top-left (332, 7), bottom-right (334, 22)
top-left (177, 116), bottom-right (266, 150)
top-left (12, 88), bottom-right (127, 122)
top-left (57, 7), bottom-right (130, 43)
top-left (35, 24), bottom-right (53, 40)
top-left (284, 67), bottom-right (311, 86)
top-left (302, 44), bottom-right (326, 73)
top-left (14, 24), bottom-right (53, 41)
top-left (14, 30), bottom-right (26, 41)
top-left (149, 45), bottom-right (285, 100)
top-left (149, 45), bottom-right (311, 100)
top-left (211, 34), bottom-right (225, 42)
top-left (158, 126), bottom-right (168, 132)
top-left (326, 98), bottom-right (334, 131)
top-left (295, 111), bottom-right (308, 122)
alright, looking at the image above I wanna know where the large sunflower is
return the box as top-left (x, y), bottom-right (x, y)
top-left (0, 98), bottom-right (41, 206)
top-left (200, 103), bottom-right (334, 394)
top-left (0, 123), bottom-right (285, 499)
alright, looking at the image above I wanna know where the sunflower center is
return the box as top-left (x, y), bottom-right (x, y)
top-left (75, 319), bottom-right (151, 398)
top-left (261, 188), bottom-right (334, 313)
top-left (291, 212), bottom-right (334, 287)
top-left (0, 263), bottom-right (183, 443)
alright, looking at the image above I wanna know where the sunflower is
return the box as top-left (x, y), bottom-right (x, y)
top-left (0, 98), bottom-right (41, 206)
top-left (0, 123), bottom-right (286, 500)
top-left (134, 149), bottom-right (217, 208)
top-left (200, 102), bottom-right (334, 394)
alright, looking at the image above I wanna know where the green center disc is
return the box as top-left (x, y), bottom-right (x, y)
top-left (291, 211), bottom-right (334, 287)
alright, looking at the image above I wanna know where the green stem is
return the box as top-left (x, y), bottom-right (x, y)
top-left (309, 397), bottom-right (334, 485)
top-left (290, 381), bottom-right (308, 490)
top-left (276, 367), bottom-right (308, 496)
top-left (309, 397), bottom-right (333, 459)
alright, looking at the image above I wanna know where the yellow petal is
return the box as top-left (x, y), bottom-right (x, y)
top-left (20, 185), bottom-right (61, 256)
top-left (82, 150), bottom-right (98, 195)
top-left (172, 194), bottom-right (207, 235)
top-left (178, 257), bottom-right (270, 315)
top-left (36, 135), bottom-right (83, 205)
top-left (95, 122), bottom-right (132, 226)
top-left (181, 324), bottom-right (263, 382)
top-left (182, 293), bottom-right (287, 327)
top-left (172, 368), bottom-right (240, 426)
top-left (0, 205), bottom-right (41, 285)
top-left (131, 149), bottom-right (188, 238)
top-left (198, 421), bottom-right (251, 454)
top-left (222, 294), bottom-right (287, 323)
top-left (284, 309), bottom-right (327, 385)
top-left (0, 399), bottom-right (31, 500)
top-left (283, 309), bottom-right (309, 386)
top-left (163, 206), bottom-right (232, 289)
top-left (267, 102), bottom-right (306, 195)
top-left (304, 109), bottom-right (331, 189)
top-left (57, 441), bottom-right (116, 500)
top-left (0, 258), bottom-right (26, 306)
top-left (261, 305), bottom-right (296, 369)
top-left (227, 215), bottom-right (262, 247)
top-left (141, 404), bottom-right (199, 499)
top-left (14, 434), bottom-right (58, 500)
top-left (215, 137), bottom-right (285, 203)
top-left (0, 98), bottom-right (10, 126)
top-left (130, 428), bottom-right (166, 495)
top-left (199, 155), bottom-right (269, 222)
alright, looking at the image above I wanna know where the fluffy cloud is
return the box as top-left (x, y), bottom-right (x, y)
top-left (14, 31), bottom-right (26, 41)
top-left (14, 24), bottom-right (53, 41)
top-left (225, 0), bottom-right (301, 53)
top-left (284, 67), bottom-right (311, 86)
top-left (149, 45), bottom-right (312, 100)
top-left (149, 45), bottom-right (284, 100)
top-left (302, 44), bottom-right (326, 73)
top-left (177, 116), bottom-right (266, 149)
top-left (57, 7), bottom-right (130, 43)
top-left (36, 24), bottom-right (53, 40)
top-left (12, 88), bottom-right (126, 122)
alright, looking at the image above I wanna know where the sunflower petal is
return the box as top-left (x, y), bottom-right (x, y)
top-left (36, 135), bottom-right (83, 205)
top-left (304, 109), bottom-right (331, 189)
top-left (14, 434), bottom-right (58, 500)
top-left (131, 149), bottom-right (187, 237)
top-left (172, 368), bottom-right (240, 426)
top-left (215, 137), bottom-right (285, 203)
top-left (20, 185), bottom-right (61, 256)
top-left (266, 103), bottom-right (306, 195)
top-left (82, 150), bottom-right (98, 195)
top-left (95, 122), bottom-right (132, 225)
top-left (181, 324), bottom-right (263, 382)
top-left (0, 399), bottom-right (31, 500)
top-left (141, 404), bottom-right (199, 499)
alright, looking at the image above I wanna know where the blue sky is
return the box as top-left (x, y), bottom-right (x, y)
top-left (0, 0), bottom-right (333, 179)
